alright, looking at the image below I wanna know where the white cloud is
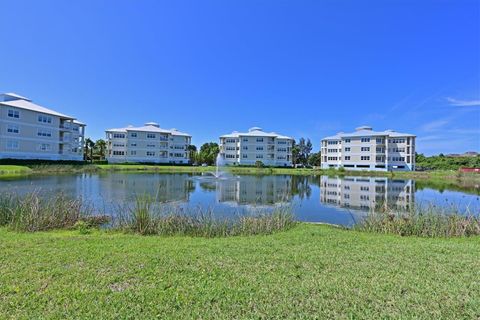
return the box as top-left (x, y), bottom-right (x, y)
top-left (421, 119), bottom-right (448, 132)
top-left (446, 97), bottom-right (480, 107)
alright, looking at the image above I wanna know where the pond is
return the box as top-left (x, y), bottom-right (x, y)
top-left (0, 173), bottom-right (479, 226)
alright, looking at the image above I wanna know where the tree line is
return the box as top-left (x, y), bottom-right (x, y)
top-left (82, 137), bottom-right (321, 166)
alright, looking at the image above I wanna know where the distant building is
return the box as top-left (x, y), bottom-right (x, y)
top-left (105, 122), bottom-right (191, 164)
top-left (0, 93), bottom-right (86, 161)
top-left (219, 127), bottom-right (294, 167)
top-left (446, 151), bottom-right (479, 158)
top-left (321, 126), bottom-right (416, 171)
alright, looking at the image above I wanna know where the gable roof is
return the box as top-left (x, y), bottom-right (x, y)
top-left (0, 93), bottom-right (76, 119)
top-left (220, 127), bottom-right (293, 140)
top-left (106, 123), bottom-right (191, 137)
top-left (322, 127), bottom-right (415, 140)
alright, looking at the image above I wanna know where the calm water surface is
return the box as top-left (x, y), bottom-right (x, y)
top-left (0, 173), bottom-right (478, 226)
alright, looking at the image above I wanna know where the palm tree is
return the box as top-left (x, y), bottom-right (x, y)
top-left (84, 138), bottom-right (95, 162)
top-left (95, 139), bottom-right (107, 161)
top-left (186, 145), bottom-right (197, 164)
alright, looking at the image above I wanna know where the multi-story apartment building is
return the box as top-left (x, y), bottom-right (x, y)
top-left (219, 127), bottom-right (294, 167)
top-left (105, 122), bottom-right (191, 164)
top-left (320, 176), bottom-right (414, 212)
top-left (321, 126), bottom-right (416, 171)
top-left (0, 93), bottom-right (85, 161)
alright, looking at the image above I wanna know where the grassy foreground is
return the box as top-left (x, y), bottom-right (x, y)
top-left (1, 224), bottom-right (479, 319)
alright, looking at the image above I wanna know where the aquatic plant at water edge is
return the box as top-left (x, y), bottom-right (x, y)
top-left (355, 204), bottom-right (480, 237)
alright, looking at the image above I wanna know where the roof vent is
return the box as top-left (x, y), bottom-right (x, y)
top-left (248, 127), bottom-right (263, 132)
top-left (145, 122), bottom-right (160, 128)
top-left (355, 126), bottom-right (372, 131)
top-left (385, 129), bottom-right (395, 132)
top-left (171, 128), bottom-right (178, 131)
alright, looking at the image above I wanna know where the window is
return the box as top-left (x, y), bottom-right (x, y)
top-left (113, 133), bottom-right (125, 139)
top-left (361, 156), bottom-right (370, 161)
top-left (344, 139), bottom-right (351, 143)
top-left (328, 141), bottom-right (339, 145)
top-left (130, 151), bottom-right (136, 156)
top-left (376, 156), bottom-right (384, 162)
top-left (39, 143), bottom-right (51, 151)
top-left (344, 186), bottom-right (350, 190)
top-left (113, 151), bottom-right (125, 156)
top-left (360, 186), bottom-right (369, 191)
top-left (37, 130), bottom-right (52, 137)
top-left (361, 147), bottom-right (370, 152)
top-left (327, 149), bottom-right (338, 153)
top-left (8, 109), bottom-right (19, 118)
top-left (130, 133), bottom-right (137, 138)
top-left (113, 143), bottom-right (125, 147)
top-left (147, 144), bottom-right (156, 148)
top-left (225, 138), bottom-right (237, 143)
top-left (226, 146), bottom-right (236, 151)
top-left (256, 154), bottom-right (263, 159)
top-left (146, 151), bottom-right (155, 156)
top-left (256, 138), bottom-right (264, 142)
top-left (226, 154), bottom-right (236, 159)
top-left (277, 141), bottom-right (287, 145)
top-left (376, 138), bottom-right (384, 143)
top-left (242, 146), bottom-right (248, 150)
top-left (147, 133), bottom-right (156, 139)
top-left (38, 115), bottom-right (52, 123)
top-left (7, 125), bottom-right (19, 134)
top-left (130, 143), bottom-right (137, 147)
top-left (256, 146), bottom-right (264, 151)
top-left (389, 138), bottom-right (406, 144)
top-left (6, 140), bottom-right (19, 150)
top-left (242, 138), bottom-right (248, 142)
top-left (361, 138), bottom-right (370, 143)
top-left (277, 147), bottom-right (287, 152)
top-left (344, 147), bottom-right (350, 152)
top-left (376, 147), bottom-right (384, 153)
top-left (242, 154), bottom-right (248, 158)
top-left (344, 156), bottom-right (351, 161)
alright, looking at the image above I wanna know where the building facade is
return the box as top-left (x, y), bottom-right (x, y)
top-left (219, 127), bottom-right (294, 167)
top-left (0, 93), bottom-right (85, 161)
top-left (321, 126), bottom-right (416, 171)
top-left (106, 122), bottom-right (191, 164)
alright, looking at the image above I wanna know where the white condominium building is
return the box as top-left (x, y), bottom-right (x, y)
top-left (321, 126), bottom-right (416, 171)
top-left (0, 93), bottom-right (86, 161)
top-left (106, 122), bottom-right (191, 164)
top-left (219, 127), bottom-right (294, 167)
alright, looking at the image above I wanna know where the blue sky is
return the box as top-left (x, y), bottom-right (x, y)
top-left (0, 0), bottom-right (478, 155)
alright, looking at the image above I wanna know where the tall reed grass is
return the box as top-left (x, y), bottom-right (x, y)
top-left (0, 192), bottom-right (296, 236)
top-left (112, 195), bottom-right (297, 237)
top-left (0, 192), bottom-right (91, 231)
top-left (355, 204), bottom-right (480, 237)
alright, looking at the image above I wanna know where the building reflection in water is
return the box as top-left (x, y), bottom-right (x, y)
top-left (214, 175), bottom-right (295, 205)
top-left (320, 176), bottom-right (414, 211)
top-left (99, 173), bottom-right (195, 203)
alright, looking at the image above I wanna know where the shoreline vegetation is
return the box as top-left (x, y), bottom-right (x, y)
top-left (0, 162), bottom-right (479, 179)
top-left (0, 192), bottom-right (478, 238)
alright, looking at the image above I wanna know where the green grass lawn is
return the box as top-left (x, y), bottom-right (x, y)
top-left (0, 165), bottom-right (32, 177)
top-left (1, 224), bottom-right (479, 319)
